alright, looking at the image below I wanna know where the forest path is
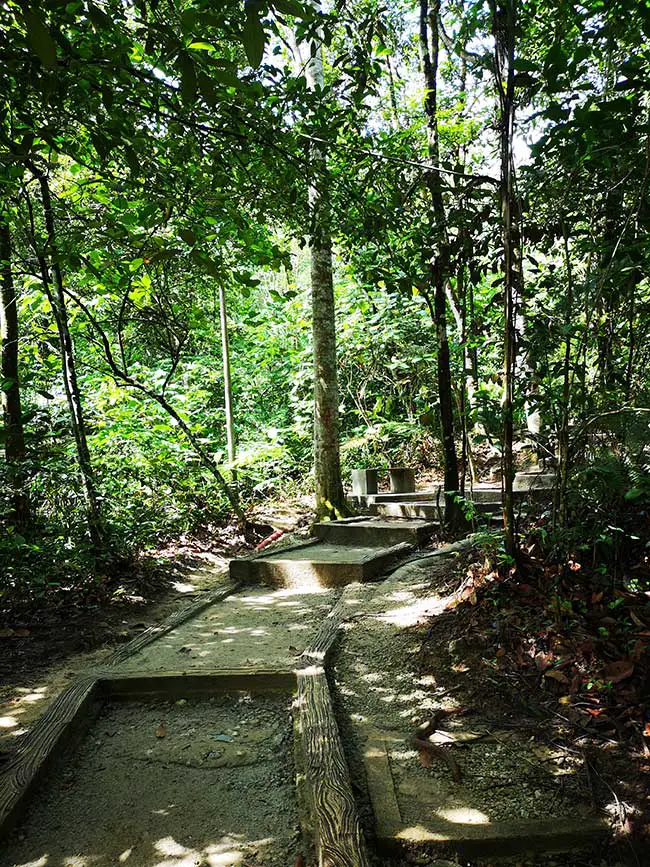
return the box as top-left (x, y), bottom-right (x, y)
top-left (330, 542), bottom-right (608, 863)
top-left (1, 525), bottom-right (605, 867)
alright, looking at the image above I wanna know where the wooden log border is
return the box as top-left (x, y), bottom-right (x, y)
top-left (0, 666), bottom-right (297, 842)
top-left (104, 575), bottom-right (240, 666)
top-left (295, 583), bottom-right (372, 867)
top-left (0, 675), bottom-right (102, 841)
top-left (1, 576), bottom-right (376, 866)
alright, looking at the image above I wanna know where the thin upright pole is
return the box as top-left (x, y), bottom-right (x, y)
top-left (218, 284), bottom-right (237, 487)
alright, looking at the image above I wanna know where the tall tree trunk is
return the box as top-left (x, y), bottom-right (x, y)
top-left (0, 217), bottom-right (30, 528)
top-left (419, 0), bottom-right (461, 528)
top-left (301, 12), bottom-right (347, 520)
top-left (62, 258), bottom-right (247, 524)
top-left (557, 225), bottom-right (573, 527)
top-left (219, 284), bottom-right (237, 492)
top-left (29, 170), bottom-right (105, 555)
top-left (491, 0), bottom-right (518, 559)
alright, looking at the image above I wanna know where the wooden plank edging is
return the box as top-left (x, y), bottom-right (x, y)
top-left (99, 668), bottom-right (297, 699)
top-left (0, 675), bottom-right (102, 839)
top-left (301, 584), bottom-right (366, 664)
top-left (297, 668), bottom-right (371, 867)
top-left (103, 576), bottom-right (240, 666)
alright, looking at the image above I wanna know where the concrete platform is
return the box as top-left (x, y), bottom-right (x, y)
top-left (230, 540), bottom-right (413, 589)
top-left (313, 517), bottom-right (439, 549)
top-left (371, 502), bottom-right (502, 522)
top-left (513, 472), bottom-right (556, 492)
top-left (365, 727), bottom-right (606, 858)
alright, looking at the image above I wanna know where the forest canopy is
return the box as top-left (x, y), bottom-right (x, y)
top-left (2, 0), bottom-right (650, 597)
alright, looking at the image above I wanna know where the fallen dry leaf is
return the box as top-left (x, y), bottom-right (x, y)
top-left (155, 723), bottom-right (166, 739)
top-left (545, 669), bottom-right (570, 685)
top-left (417, 746), bottom-right (432, 768)
top-left (603, 660), bottom-right (634, 684)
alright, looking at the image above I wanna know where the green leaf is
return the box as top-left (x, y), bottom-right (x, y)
top-left (545, 102), bottom-right (570, 122)
top-left (178, 52), bottom-right (198, 104)
top-left (272, 0), bottom-right (308, 17)
top-left (189, 41), bottom-right (216, 51)
top-left (23, 9), bottom-right (57, 68)
top-left (211, 67), bottom-right (243, 89)
top-left (242, 6), bottom-right (265, 68)
top-left (88, 3), bottom-right (112, 29)
top-left (179, 228), bottom-right (196, 246)
top-left (198, 71), bottom-right (218, 106)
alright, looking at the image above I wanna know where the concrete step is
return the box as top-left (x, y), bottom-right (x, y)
top-left (371, 490), bottom-right (441, 503)
top-left (373, 502), bottom-right (502, 523)
top-left (514, 472), bottom-right (556, 492)
top-left (470, 487), bottom-right (502, 503)
top-left (230, 539), bottom-right (413, 589)
top-left (313, 517), bottom-right (438, 549)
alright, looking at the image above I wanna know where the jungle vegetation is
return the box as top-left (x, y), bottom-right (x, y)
top-left (2, 0), bottom-right (650, 601)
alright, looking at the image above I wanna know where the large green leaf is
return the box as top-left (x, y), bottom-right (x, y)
top-left (242, 6), bottom-right (265, 68)
top-left (272, 0), bottom-right (309, 17)
top-left (23, 9), bottom-right (57, 68)
top-left (178, 52), bottom-right (198, 104)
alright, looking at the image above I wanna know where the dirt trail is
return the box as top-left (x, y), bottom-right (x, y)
top-left (330, 547), bottom-right (604, 861)
top-left (1, 694), bottom-right (301, 867)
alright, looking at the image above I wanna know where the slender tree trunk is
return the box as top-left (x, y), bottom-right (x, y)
top-left (491, 0), bottom-right (518, 558)
top-left (301, 12), bottom-right (347, 520)
top-left (0, 217), bottom-right (30, 528)
top-left (557, 226), bottom-right (573, 527)
top-left (218, 284), bottom-right (237, 491)
top-left (62, 279), bottom-right (247, 525)
top-left (458, 263), bottom-right (479, 486)
top-left (29, 171), bottom-right (105, 555)
top-left (419, 0), bottom-right (461, 528)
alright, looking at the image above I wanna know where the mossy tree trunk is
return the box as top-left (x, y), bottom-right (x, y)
top-left (0, 217), bottom-right (30, 528)
top-left (302, 9), bottom-right (347, 521)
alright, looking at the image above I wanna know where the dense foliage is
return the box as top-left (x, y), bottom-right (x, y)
top-left (2, 0), bottom-right (650, 601)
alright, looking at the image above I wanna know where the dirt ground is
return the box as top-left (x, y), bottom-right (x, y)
top-left (0, 547), bottom-right (236, 764)
top-left (2, 519), bottom-right (647, 867)
top-left (330, 547), bottom-right (637, 866)
top-left (1, 693), bottom-right (305, 867)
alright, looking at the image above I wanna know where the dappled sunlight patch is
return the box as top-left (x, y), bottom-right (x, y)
top-left (154, 836), bottom-right (193, 857)
top-left (62, 856), bottom-right (92, 867)
top-left (13, 857), bottom-right (48, 867)
top-left (396, 823), bottom-right (450, 842)
top-left (0, 715), bottom-right (19, 728)
top-left (170, 581), bottom-right (196, 594)
top-left (377, 594), bottom-right (447, 627)
top-left (19, 686), bottom-right (49, 702)
top-left (436, 806), bottom-right (490, 825)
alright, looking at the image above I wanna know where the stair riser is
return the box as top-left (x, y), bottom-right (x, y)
top-left (230, 544), bottom-right (413, 589)
top-left (373, 503), bottom-right (503, 523)
top-left (313, 524), bottom-right (436, 548)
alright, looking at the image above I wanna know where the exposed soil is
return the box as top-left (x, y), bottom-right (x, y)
top-left (330, 546), bottom-right (633, 866)
top-left (416, 547), bottom-right (650, 866)
top-left (1, 693), bottom-right (304, 867)
top-left (2, 514), bottom-right (647, 867)
top-left (0, 529), bottom-right (256, 766)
